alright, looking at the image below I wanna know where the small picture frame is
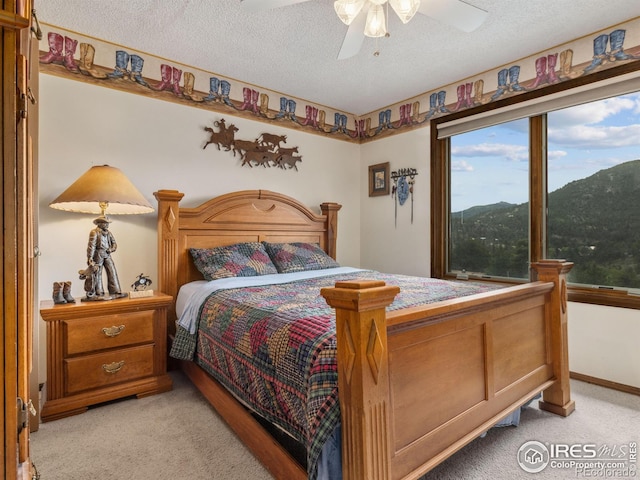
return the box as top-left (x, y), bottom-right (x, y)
top-left (369, 162), bottom-right (390, 197)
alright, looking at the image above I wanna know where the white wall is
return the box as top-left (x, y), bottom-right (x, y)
top-left (38, 74), bottom-right (640, 391)
top-left (359, 128), bottom-right (431, 276)
top-left (568, 303), bottom-right (640, 388)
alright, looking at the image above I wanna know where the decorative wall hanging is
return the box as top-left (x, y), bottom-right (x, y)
top-left (391, 168), bottom-right (418, 226)
top-left (201, 119), bottom-right (303, 171)
top-left (368, 162), bottom-right (390, 197)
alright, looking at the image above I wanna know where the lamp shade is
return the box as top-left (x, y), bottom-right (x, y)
top-left (49, 165), bottom-right (154, 215)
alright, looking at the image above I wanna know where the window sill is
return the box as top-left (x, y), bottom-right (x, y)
top-left (444, 274), bottom-right (640, 310)
top-left (568, 286), bottom-right (640, 310)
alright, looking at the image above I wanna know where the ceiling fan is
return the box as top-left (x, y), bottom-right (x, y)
top-left (240, 0), bottom-right (488, 60)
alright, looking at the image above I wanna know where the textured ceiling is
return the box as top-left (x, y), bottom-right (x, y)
top-left (37, 1), bottom-right (640, 115)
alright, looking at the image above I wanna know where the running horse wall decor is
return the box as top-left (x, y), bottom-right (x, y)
top-left (201, 118), bottom-right (303, 171)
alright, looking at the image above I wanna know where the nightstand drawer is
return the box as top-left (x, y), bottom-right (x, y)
top-left (65, 344), bottom-right (155, 395)
top-left (65, 310), bottom-right (155, 355)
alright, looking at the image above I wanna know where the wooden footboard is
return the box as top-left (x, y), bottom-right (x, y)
top-left (321, 260), bottom-right (574, 480)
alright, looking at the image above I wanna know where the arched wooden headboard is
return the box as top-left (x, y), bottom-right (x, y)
top-left (153, 189), bottom-right (341, 327)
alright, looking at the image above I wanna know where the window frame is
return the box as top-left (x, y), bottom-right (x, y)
top-left (431, 61), bottom-right (640, 310)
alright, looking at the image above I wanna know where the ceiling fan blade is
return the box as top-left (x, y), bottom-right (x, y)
top-left (240, 0), bottom-right (312, 12)
top-left (419, 0), bottom-right (488, 33)
top-left (337, 4), bottom-right (368, 60)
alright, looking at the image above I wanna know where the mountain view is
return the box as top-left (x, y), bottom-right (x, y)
top-left (449, 159), bottom-right (640, 288)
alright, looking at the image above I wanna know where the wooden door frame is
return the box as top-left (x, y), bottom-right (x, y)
top-left (2, 2), bottom-right (36, 479)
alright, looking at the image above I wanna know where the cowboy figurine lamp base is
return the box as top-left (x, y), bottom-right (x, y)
top-left (79, 215), bottom-right (128, 302)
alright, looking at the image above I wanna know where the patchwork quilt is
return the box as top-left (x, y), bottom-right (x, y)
top-left (170, 270), bottom-right (502, 479)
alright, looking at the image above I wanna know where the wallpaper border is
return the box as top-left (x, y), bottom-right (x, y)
top-left (39, 17), bottom-right (640, 144)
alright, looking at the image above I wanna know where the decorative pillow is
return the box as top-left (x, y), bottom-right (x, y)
top-left (190, 242), bottom-right (278, 281)
top-left (262, 242), bottom-right (340, 273)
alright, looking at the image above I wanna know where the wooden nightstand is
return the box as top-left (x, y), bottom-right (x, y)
top-left (40, 293), bottom-right (173, 421)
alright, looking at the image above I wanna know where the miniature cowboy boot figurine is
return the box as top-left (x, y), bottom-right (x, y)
top-left (52, 281), bottom-right (66, 304)
top-left (62, 281), bottom-right (76, 303)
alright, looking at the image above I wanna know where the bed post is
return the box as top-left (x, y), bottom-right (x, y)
top-left (321, 280), bottom-right (400, 480)
top-left (531, 259), bottom-right (575, 417)
top-left (320, 202), bottom-right (341, 260)
top-left (153, 189), bottom-right (185, 327)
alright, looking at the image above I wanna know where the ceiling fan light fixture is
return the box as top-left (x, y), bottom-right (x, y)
top-left (364, 3), bottom-right (387, 38)
top-left (388, 0), bottom-right (420, 23)
top-left (334, 0), bottom-right (365, 25)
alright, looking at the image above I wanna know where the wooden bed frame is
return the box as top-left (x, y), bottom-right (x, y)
top-left (154, 188), bottom-right (574, 480)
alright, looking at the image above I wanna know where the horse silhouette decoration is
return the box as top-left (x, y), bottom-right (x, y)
top-left (203, 118), bottom-right (238, 151)
top-left (202, 118), bottom-right (302, 171)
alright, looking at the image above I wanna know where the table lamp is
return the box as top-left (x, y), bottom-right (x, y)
top-left (49, 164), bottom-right (154, 301)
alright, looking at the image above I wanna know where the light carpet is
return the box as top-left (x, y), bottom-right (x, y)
top-left (30, 371), bottom-right (639, 479)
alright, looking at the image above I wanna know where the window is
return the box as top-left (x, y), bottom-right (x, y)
top-left (432, 68), bottom-right (640, 309)
top-left (449, 119), bottom-right (530, 280)
top-left (547, 94), bottom-right (640, 290)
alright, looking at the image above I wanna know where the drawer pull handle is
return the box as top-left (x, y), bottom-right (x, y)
top-left (102, 361), bottom-right (125, 374)
top-left (102, 325), bottom-right (125, 337)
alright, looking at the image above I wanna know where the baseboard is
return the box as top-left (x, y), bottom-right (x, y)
top-left (570, 371), bottom-right (640, 396)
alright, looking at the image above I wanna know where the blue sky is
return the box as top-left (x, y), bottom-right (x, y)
top-left (450, 92), bottom-right (640, 212)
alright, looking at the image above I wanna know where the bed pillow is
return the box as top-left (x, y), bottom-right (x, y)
top-left (190, 242), bottom-right (278, 280)
top-left (262, 242), bottom-right (340, 273)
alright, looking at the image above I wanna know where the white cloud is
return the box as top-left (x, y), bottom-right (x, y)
top-left (451, 160), bottom-right (474, 172)
top-left (548, 150), bottom-right (567, 160)
top-left (549, 94), bottom-right (639, 126)
top-left (452, 142), bottom-right (528, 162)
top-left (547, 93), bottom-right (640, 149)
top-left (549, 124), bottom-right (640, 149)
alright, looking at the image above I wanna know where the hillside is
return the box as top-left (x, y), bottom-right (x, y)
top-left (450, 159), bottom-right (640, 287)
